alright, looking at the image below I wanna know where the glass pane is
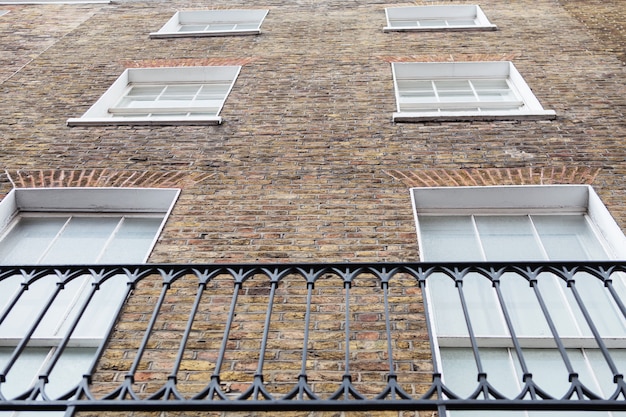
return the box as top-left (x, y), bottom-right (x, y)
top-left (99, 217), bottom-right (162, 263)
top-left (0, 274), bottom-right (89, 339)
top-left (474, 216), bottom-right (545, 261)
top-left (125, 85), bottom-right (163, 97)
top-left (438, 90), bottom-right (476, 102)
top-left (418, 216), bottom-right (482, 261)
top-left (161, 84), bottom-right (200, 98)
top-left (532, 215), bottom-right (608, 260)
top-left (440, 347), bottom-right (480, 398)
top-left (179, 24), bottom-right (208, 32)
top-left (0, 347), bottom-right (49, 399)
top-left (572, 271), bottom-right (626, 337)
top-left (45, 347), bottom-right (96, 399)
top-left (0, 274), bottom-right (21, 319)
top-left (0, 276), bottom-right (58, 338)
top-left (397, 79), bottom-right (432, 91)
top-left (72, 274), bottom-right (128, 338)
top-left (0, 347), bottom-right (96, 401)
top-left (434, 80), bottom-right (472, 91)
top-left (472, 79), bottom-right (509, 90)
top-left (464, 273), bottom-right (508, 336)
top-left (33, 276), bottom-right (89, 338)
top-left (523, 348), bottom-right (570, 397)
top-left (117, 86), bottom-right (163, 108)
top-left (418, 19), bottom-right (446, 27)
top-left (476, 90), bottom-right (518, 102)
top-left (568, 349), bottom-right (607, 398)
top-left (207, 23), bottom-right (236, 31)
top-left (234, 23), bottom-right (259, 30)
top-left (0, 218), bottom-right (67, 264)
top-left (500, 272), bottom-right (552, 337)
top-left (197, 83), bottom-right (231, 98)
top-left (586, 349), bottom-right (626, 398)
top-left (535, 271), bottom-right (592, 337)
top-left (429, 273), bottom-right (468, 336)
top-left (41, 217), bottom-right (120, 264)
top-left (389, 20), bottom-right (418, 27)
top-left (441, 348), bottom-right (521, 399)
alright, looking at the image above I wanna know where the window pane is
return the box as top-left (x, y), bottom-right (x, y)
top-left (206, 23), bottom-right (236, 31)
top-left (532, 215), bottom-right (608, 260)
top-left (0, 275), bottom-right (58, 337)
top-left (0, 347), bottom-right (49, 399)
top-left (46, 347), bottom-right (97, 399)
top-left (500, 272), bottom-right (552, 337)
top-left (419, 19), bottom-right (446, 27)
top-left (72, 274), bottom-right (128, 338)
top-left (99, 217), bottom-right (162, 263)
top-left (198, 83), bottom-right (232, 98)
top-left (161, 85), bottom-right (200, 97)
top-left (125, 85), bottom-right (164, 97)
top-left (235, 23), bottom-right (260, 30)
top-left (390, 20), bottom-right (418, 27)
top-left (475, 216), bottom-right (545, 261)
top-left (41, 217), bottom-right (120, 264)
top-left (429, 273), bottom-right (468, 336)
top-left (441, 348), bottom-right (521, 398)
top-left (0, 275), bottom-right (89, 339)
top-left (179, 24), bottom-right (208, 32)
top-left (0, 347), bottom-right (96, 401)
top-left (0, 218), bottom-right (68, 264)
top-left (418, 216), bottom-right (482, 261)
top-left (464, 272), bottom-right (508, 336)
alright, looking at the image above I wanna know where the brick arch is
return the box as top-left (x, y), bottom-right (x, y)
top-left (5, 169), bottom-right (215, 190)
top-left (380, 53), bottom-right (520, 63)
top-left (384, 166), bottom-right (601, 188)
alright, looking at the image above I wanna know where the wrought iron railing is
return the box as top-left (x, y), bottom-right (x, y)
top-left (0, 262), bottom-right (624, 416)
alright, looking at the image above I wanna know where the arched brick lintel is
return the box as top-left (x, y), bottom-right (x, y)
top-left (384, 166), bottom-right (601, 188)
top-left (4, 169), bottom-right (215, 193)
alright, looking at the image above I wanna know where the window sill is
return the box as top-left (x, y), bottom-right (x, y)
top-left (393, 110), bottom-right (556, 123)
top-left (383, 25), bottom-right (497, 32)
top-left (66, 116), bottom-right (222, 127)
top-left (149, 29), bottom-right (260, 39)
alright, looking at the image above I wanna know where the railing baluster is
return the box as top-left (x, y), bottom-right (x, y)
top-left (567, 270), bottom-right (623, 392)
top-left (0, 270), bottom-right (66, 399)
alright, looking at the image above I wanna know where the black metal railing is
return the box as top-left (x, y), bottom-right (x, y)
top-left (0, 262), bottom-right (623, 416)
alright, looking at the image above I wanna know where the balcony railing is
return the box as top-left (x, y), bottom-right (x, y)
top-left (0, 262), bottom-right (624, 415)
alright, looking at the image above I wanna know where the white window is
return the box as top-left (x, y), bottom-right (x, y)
top-left (412, 185), bottom-right (626, 415)
top-left (392, 61), bottom-right (556, 121)
top-left (150, 9), bottom-right (269, 38)
top-left (0, 10), bottom-right (9, 15)
top-left (0, 188), bottom-right (178, 404)
top-left (384, 5), bottom-right (496, 32)
top-left (67, 66), bottom-right (241, 126)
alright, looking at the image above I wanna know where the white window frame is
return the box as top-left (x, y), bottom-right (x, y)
top-left (67, 66), bottom-right (241, 126)
top-left (0, 187), bottom-right (179, 404)
top-left (384, 5), bottom-right (496, 32)
top-left (392, 61), bottom-right (556, 122)
top-left (411, 185), bottom-right (626, 406)
top-left (411, 185), bottom-right (626, 260)
top-left (150, 9), bottom-right (269, 38)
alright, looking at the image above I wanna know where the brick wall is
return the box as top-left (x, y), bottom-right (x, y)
top-left (0, 0), bottom-right (624, 415)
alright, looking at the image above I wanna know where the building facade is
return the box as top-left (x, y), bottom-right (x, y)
top-left (0, 0), bottom-right (624, 416)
